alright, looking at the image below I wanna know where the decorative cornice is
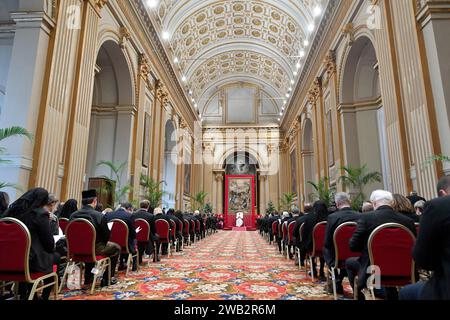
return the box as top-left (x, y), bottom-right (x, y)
top-left (94, 0), bottom-right (108, 11)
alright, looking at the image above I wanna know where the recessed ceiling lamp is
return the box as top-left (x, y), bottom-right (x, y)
top-left (304, 39), bottom-right (310, 47)
top-left (147, 0), bottom-right (159, 9)
top-left (182, 75), bottom-right (187, 83)
top-left (308, 23), bottom-right (315, 32)
top-left (313, 5), bottom-right (322, 17)
top-left (162, 31), bottom-right (171, 41)
top-left (286, 93), bottom-right (290, 98)
top-left (293, 71), bottom-right (298, 76)
top-left (290, 79), bottom-right (295, 85)
top-left (299, 50), bottom-right (305, 58)
top-left (173, 57), bottom-right (179, 64)
top-left (296, 62), bottom-right (301, 69)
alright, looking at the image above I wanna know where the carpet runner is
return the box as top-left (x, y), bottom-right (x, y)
top-left (60, 231), bottom-right (351, 300)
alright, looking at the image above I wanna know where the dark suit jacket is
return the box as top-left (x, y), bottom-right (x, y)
top-left (14, 208), bottom-right (56, 273)
top-left (349, 205), bottom-right (416, 287)
top-left (413, 196), bottom-right (450, 300)
top-left (323, 207), bottom-right (360, 267)
top-left (302, 213), bottom-right (329, 252)
top-left (70, 205), bottom-right (110, 245)
top-left (293, 215), bottom-right (308, 247)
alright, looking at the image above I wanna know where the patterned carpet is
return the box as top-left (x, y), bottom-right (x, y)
top-left (61, 231), bottom-right (349, 300)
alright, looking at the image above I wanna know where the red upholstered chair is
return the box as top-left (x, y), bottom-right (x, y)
top-left (58, 218), bottom-right (69, 235)
top-left (306, 222), bottom-right (327, 281)
top-left (134, 219), bottom-right (151, 267)
top-left (330, 222), bottom-right (360, 300)
top-left (176, 220), bottom-right (184, 249)
top-left (63, 218), bottom-right (111, 294)
top-left (195, 220), bottom-right (201, 241)
top-left (296, 223), bottom-right (305, 270)
top-left (155, 219), bottom-right (171, 257)
top-left (189, 220), bottom-right (196, 244)
top-left (110, 219), bottom-right (139, 275)
top-left (281, 222), bottom-right (288, 257)
top-left (364, 223), bottom-right (416, 300)
top-left (0, 218), bottom-right (59, 300)
top-left (271, 221), bottom-right (279, 245)
top-left (183, 220), bottom-right (191, 246)
top-left (169, 220), bottom-right (178, 250)
top-left (287, 221), bottom-right (296, 259)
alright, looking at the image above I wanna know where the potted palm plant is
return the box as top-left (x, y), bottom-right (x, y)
top-left (307, 177), bottom-right (333, 207)
top-left (338, 164), bottom-right (382, 210)
top-left (192, 191), bottom-right (208, 212)
top-left (96, 160), bottom-right (133, 206)
top-left (140, 174), bottom-right (166, 209)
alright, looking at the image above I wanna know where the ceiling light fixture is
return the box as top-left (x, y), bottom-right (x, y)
top-left (182, 76), bottom-right (187, 83)
top-left (162, 31), bottom-right (171, 41)
top-left (173, 57), bottom-right (179, 63)
top-left (313, 5), bottom-right (322, 17)
top-left (308, 23), bottom-right (315, 32)
top-left (146, 0), bottom-right (159, 9)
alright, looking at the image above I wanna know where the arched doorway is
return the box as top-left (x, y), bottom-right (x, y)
top-left (340, 36), bottom-right (390, 192)
top-left (302, 117), bottom-right (316, 203)
top-left (85, 40), bottom-right (134, 205)
top-left (162, 119), bottom-right (177, 210)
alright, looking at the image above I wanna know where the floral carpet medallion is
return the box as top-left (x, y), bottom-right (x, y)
top-left (61, 231), bottom-right (350, 300)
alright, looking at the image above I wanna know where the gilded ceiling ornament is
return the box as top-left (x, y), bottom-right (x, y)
top-left (94, 0), bottom-right (108, 10)
top-left (119, 27), bottom-right (131, 48)
top-left (342, 23), bottom-right (355, 46)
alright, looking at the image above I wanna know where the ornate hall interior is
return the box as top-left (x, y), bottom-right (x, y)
top-left (0, 0), bottom-right (450, 302)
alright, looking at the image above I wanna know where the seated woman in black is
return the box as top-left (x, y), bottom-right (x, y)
top-left (3, 188), bottom-right (61, 300)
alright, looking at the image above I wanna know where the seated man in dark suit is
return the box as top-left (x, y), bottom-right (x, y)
top-left (132, 200), bottom-right (160, 263)
top-left (167, 209), bottom-right (183, 252)
top-left (323, 192), bottom-right (360, 294)
top-left (70, 190), bottom-right (120, 286)
top-left (345, 190), bottom-right (416, 300)
top-left (400, 176), bottom-right (450, 300)
top-left (106, 202), bottom-right (137, 271)
top-left (154, 207), bottom-right (173, 255)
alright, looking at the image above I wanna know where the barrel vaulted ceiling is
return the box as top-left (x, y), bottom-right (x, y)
top-left (143, 0), bottom-right (327, 124)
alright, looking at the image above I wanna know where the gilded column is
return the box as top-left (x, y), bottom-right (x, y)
top-left (61, 0), bottom-right (106, 201)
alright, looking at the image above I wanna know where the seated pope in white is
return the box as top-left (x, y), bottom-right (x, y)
top-left (236, 212), bottom-right (244, 227)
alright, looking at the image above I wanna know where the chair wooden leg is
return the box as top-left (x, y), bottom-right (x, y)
top-left (310, 257), bottom-right (315, 282)
top-left (126, 254), bottom-right (132, 277)
top-left (58, 261), bottom-right (71, 293)
top-left (53, 274), bottom-right (59, 300)
top-left (331, 267), bottom-right (337, 300)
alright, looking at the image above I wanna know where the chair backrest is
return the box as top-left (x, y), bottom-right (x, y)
top-left (333, 222), bottom-right (360, 264)
top-left (299, 223), bottom-right (305, 242)
top-left (177, 220), bottom-right (183, 235)
top-left (109, 219), bottom-right (131, 253)
top-left (271, 221), bottom-right (279, 235)
top-left (169, 219), bottom-right (176, 238)
top-left (415, 223), bottom-right (420, 235)
top-left (155, 219), bottom-right (170, 240)
top-left (189, 220), bottom-right (195, 233)
top-left (59, 218), bottom-right (70, 235)
top-left (288, 221), bottom-right (296, 243)
top-left (311, 222), bottom-right (327, 257)
top-left (66, 218), bottom-right (97, 262)
top-left (134, 219), bottom-right (150, 243)
top-left (282, 222), bottom-right (288, 239)
top-left (195, 220), bottom-right (200, 232)
top-left (368, 223), bottom-right (416, 279)
top-left (0, 217), bottom-right (32, 282)
top-left (183, 220), bottom-right (190, 236)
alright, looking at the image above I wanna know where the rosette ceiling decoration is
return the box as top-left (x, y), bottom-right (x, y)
top-left (144, 0), bottom-right (327, 124)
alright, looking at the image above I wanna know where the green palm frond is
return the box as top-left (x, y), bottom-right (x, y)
top-left (140, 174), bottom-right (166, 208)
top-left (0, 127), bottom-right (33, 142)
top-left (0, 182), bottom-right (22, 191)
top-left (192, 191), bottom-right (208, 211)
top-left (307, 177), bottom-right (333, 207)
top-left (422, 154), bottom-right (450, 170)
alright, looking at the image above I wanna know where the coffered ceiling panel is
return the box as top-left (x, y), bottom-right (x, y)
top-left (145, 0), bottom-right (327, 124)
